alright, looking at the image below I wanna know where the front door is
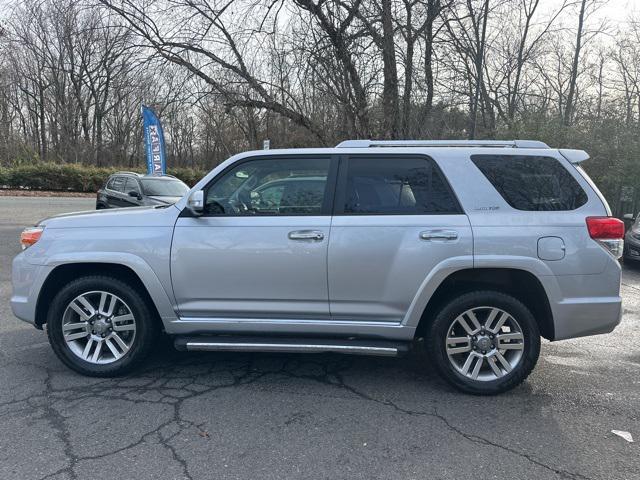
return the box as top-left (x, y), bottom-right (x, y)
top-left (328, 154), bottom-right (473, 322)
top-left (122, 178), bottom-right (142, 207)
top-left (171, 155), bottom-right (336, 319)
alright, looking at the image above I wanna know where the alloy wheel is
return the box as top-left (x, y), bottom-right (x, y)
top-left (61, 291), bottom-right (137, 364)
top-left (445, 306), bottom-right (525, 381)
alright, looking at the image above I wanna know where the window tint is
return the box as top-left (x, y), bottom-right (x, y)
top-left (110, 176), bottom-right (126, 193)
top-left (124, 178), bottom-right (140, 194)
top-left (342, 156), bottom-right (460, 215)
top-left (471, 155), bottom-right (588, 211)
top-left (141, 178), bottom-right (188, 197)
top-left (205, 157), bottom-right (330, 216)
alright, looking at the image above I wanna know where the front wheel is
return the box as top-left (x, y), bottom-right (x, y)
top-left (46, 275), bottom-right (157, 376)
top-left (427, 291), bottom-right (540, 395)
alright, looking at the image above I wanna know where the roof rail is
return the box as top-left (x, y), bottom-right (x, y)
top-left (114, 172), bottom-right (179, 178)
top-left (335, 139), bottom-right (550, 149)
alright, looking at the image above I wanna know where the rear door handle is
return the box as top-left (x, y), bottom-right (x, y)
top-left (288, 230), bottom-right (325, 241)
top-left (420, 230), bottom-right (458, 241)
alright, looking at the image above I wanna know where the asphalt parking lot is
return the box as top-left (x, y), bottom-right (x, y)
top-left (0, 196), bottom-right (638, 480)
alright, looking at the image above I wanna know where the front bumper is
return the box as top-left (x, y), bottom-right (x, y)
top-left (10, 252), bottom-right (52, 327)
top-left (624, 233), bottom-right (640, 260)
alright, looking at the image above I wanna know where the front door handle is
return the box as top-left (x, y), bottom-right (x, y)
top-left (420, 230), bottom-right (458, 241)
top-left (288, 230), bottom-right (325, 241)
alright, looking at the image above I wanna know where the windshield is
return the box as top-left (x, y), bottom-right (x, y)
top-left (140, 178), bottom-right (189, 197)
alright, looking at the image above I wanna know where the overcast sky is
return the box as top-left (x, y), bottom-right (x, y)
top-left (593, 0), bottom-right (639, 23)
top-left (0, 0), bottom-right (638, 30)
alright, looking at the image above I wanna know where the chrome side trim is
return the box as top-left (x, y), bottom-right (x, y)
top-left (166, 317), bottom-right (415, 341)
top-left (185, 342), bottom-right (399, 356)
top-left (176, 317), bottom-right (402, 326)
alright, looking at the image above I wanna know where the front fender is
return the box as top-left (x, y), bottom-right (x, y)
top-left (40, 252), bottom-right (178, 325)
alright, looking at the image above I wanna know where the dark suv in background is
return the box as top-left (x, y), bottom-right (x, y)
top-left (96, 172), bottom-right (189, 209)
top-left (623, 211), bottom-right (640, 262)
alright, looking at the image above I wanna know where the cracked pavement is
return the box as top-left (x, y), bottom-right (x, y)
top-left (0, 196), bottom-right (638, 480)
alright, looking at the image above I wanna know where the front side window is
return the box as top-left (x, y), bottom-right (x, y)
top-left (124, 178), bottom-right (141, 195)
top-left (342, 156), bottom-right (460, 215)
top-left (471, 155), bottom-right (588, 211)
top-left (204, 157), bottom-right (330, 216)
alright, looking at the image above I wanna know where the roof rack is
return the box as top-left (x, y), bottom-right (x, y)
top-left (113, 171), bottom-right (142, 176)
top-left (335, 139), bottom-right (550, 149)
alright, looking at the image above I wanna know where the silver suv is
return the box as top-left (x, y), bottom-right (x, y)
top-left (11, 140), bottom-right (624, 394)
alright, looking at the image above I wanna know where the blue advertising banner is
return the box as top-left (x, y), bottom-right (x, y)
top-left (142, 105), bottom-right (166, 176)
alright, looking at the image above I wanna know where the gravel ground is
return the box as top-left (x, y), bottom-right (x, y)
top-left (0, 196), bottom-right (638, 480)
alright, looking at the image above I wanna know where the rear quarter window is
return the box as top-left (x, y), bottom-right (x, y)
top-left (471, 155), bottom-right (588, 211)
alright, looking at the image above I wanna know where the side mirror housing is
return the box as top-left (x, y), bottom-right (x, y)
top-left (128, 191), bottom-right (141, 199)
top-left (623, 213), bottom-right (634, 221)
top-left (187, 190), bottom-right (204, 215)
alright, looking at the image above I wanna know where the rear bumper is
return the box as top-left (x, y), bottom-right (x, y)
top-left (546, 258), bottom-right (622, 341)
top-left (551, 296), bottom-right (622, 340)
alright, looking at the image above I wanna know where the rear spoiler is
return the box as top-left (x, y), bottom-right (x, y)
top-left (559, 149), bottom-right (589, 164)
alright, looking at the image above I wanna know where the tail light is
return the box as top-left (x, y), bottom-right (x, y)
top-left (586, 217), bottom-right (625, 258)
top-left (20, 227), bottom-right (44, 250)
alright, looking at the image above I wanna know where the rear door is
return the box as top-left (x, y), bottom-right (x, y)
top-left (106, 176), bottom-right (127, 208)
top-left (327, 154), bottom-right (473, 322)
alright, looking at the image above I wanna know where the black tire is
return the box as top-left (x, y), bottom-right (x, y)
top-left (46, 275), bottom-right (158, 377)
top-left (427, 290), bottom-right (540, 395)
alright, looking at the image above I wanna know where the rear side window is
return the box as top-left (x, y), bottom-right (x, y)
top-left (341, 156), bottom-right (461, 215)
top-left (109, 176), bottom-right (126, 193)
top-left (471, 155), bottom-right (588, 211)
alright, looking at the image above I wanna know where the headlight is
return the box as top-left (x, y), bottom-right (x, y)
top-left (20, 226), bottom-right (44, 250)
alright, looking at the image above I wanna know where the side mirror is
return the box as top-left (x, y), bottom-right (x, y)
top-left (128, 191), bottom-right (141, 199)
top-left (623, 213), bottom-right (634, 221)
top-left (187, 190), bottom-right (204, 215)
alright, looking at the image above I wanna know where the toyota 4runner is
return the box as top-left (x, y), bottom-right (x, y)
top-left (11, 140), bottom-right (624, 394)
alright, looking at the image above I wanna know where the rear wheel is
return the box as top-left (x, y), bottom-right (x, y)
top-left (427, 291), bottom-right (540, 395)
top-left (46, 275), bottom-right (157, 376)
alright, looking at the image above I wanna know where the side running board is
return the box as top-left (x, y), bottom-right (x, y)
top-left (174, 336), bottom-right (410, 357)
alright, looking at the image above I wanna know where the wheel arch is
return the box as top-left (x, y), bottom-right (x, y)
top-left (415, 268), bottom-right (555, 341)
top-left (35, 262), bottom-right (173, 330)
